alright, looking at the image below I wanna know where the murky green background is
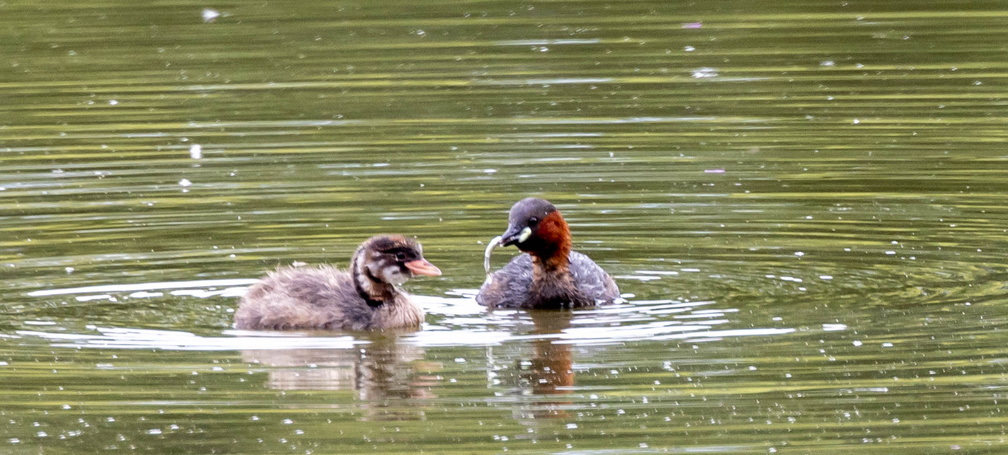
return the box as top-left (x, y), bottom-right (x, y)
top-left (2, 0), bottom-right (1007, 452)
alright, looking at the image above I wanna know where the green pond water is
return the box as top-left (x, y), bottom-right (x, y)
top-left (2, 0), bottom-right (1008, 453)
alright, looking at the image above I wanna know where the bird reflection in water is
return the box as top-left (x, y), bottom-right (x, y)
top-left (241, 335), bottom-right (437, 420)
top-left (509, 311), bottom-right (576, 420)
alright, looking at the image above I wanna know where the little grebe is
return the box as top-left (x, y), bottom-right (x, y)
top-left (477, 198), bottom-right (619, 309)
top-left (235, 234), bottom-right (441, 331)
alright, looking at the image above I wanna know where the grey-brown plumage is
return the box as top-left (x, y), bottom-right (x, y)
top-left (235, 235), bottom-right (441, 331)
top-left (477, 198), bottom-right (619, 309)
top-left (477, 252), bottom-right (620, 309)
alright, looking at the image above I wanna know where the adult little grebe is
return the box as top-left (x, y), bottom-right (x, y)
top-left (234, 235), bottom-right (441, 331)
top-left (477, 198), bottom-right (619, 309)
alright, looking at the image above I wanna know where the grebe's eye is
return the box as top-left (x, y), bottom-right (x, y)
top-left (528, 216), bottom-right (539, 225)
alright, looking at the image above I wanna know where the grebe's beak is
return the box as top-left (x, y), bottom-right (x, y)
top-left (404, 259), bottom-right (442, 277)
top-left (499, 224), bottom-right (532, 247)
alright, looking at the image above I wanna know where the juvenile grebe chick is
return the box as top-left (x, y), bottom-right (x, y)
top-left (235, 235), bottom-right (441, 331)
top-left (477, 198), bottom-right (619, 309)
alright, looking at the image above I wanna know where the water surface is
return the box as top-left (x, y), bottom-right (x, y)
top-left (2, 0), bottom-right (1007, 452)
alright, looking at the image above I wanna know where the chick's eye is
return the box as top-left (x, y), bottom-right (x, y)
top-left (395, 252), bottom-right (407, 261)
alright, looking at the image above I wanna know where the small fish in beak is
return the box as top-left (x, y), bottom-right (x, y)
top-left (484, 235), bottom-right (503, 275)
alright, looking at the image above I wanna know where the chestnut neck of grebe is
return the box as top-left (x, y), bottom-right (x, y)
top-left (527, 211), bottom-right (573, 274)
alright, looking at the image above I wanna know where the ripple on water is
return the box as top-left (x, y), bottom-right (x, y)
top-left (17, 280), bottom-right (801, 351)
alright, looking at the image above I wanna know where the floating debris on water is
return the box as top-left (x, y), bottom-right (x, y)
top-left (201, 8), bottom-right (220, 23)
